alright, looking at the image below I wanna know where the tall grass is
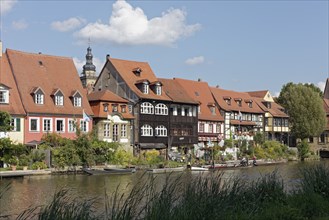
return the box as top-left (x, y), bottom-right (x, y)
top-left (3, 164), bottom-right (329, 219)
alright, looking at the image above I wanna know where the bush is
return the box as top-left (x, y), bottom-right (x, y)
top-left (31, 161), bottom-right (47, 170)
top-left (19, 154), bottom-right (30, 166)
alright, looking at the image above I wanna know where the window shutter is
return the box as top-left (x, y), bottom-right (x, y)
top-left (16, 118), bottom-right (21, 131)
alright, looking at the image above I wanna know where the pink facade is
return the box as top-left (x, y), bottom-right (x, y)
top-left (24, 115), bottom-right (92, 144)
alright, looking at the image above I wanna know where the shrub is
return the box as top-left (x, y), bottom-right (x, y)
top-left (31, 161), bottom-right (47, 170)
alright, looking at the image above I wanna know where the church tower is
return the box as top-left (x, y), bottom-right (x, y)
top-left (80, 45), bottom-right (97, 94)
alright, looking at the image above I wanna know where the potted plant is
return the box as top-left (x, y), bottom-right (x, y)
top-left (8, 156), bottom-right (19, 171)
top-left (19, 154), bottom-right (30, 170)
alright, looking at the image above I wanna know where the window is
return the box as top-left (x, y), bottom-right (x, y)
top-left (43, 118), bottom-right (52, 132)
top-left (80, 120), bottom-right (88, 132)
top-left (56, 119), bottom-right (65, 132)
top-left (155, 125), bottom-right (167, 137)
top-left (104, 123), bottom-right (110, 137)
top-left (128, 105), bottom-right (133, 113)
top-left (142, 82), bottom-right (149, 94)
top-left (103, 103), bottom-right (109, 112)
top-left (112, 104), bottom-right (118, 112)
top-left (29, 118), bottom-right (40, 132)
top-left (121, 124), bottom-right (127, 137)
top-left (0, 90), bottom-right (9, 103)
top-left (236, 100), bottom-right (242, 107)
top-left (35, 93), bottom-right (44, 104)
top-left (199, 123), bottom-right (204, 132)
top-left (224, 99), bottom-right (231, 105)
top-left (55, 95), bottom-right (64, 106)
top-left (68, 119), bottom-right (76, 133)
top-left (188, 107), bottom-right (193, 116)
top-left (156, 84), bottom-right (162, 95)
top-left (141, 124), bottom-right (153, 136)
top-left (10, 118), bottom-right (21, 131)
top-left (216, 124), bottom-right (221, 133)
top-left (171, 106), bottom-right (178, 116)
top-left (181, 107), bottom-right (185, 116)
top-left (121, 105), bottom-right (126, 113)
top-left (208, 124), bottom-right (213, 133)
top-left (113, 124), bottom-right (118, 141)
top-left (155, 103), bottom-right (168, 115)
top-left (74, 97), bottom-right (82, 107)
top-left (210, 106), bottom-right (216, 115)
top-left (248, 102), bottom-right (252, 108)
top-left (198, 106), bottom-right (201, 113)
top-left (140, 102), bottom-right (154, 114)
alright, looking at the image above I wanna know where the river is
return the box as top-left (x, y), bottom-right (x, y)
top-left (1, 159), bottom-right (328, 217)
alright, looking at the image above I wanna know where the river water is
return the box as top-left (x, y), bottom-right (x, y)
top-left (1, 160), bottom-right (328, 217)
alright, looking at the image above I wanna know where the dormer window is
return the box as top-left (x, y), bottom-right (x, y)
top-left (223, 96), bottom-right (231, 105)
top-left (143, 82), bottom-right (149, 94)
top-left (121, 105), bottom-right (126, 113)
top-left (245, 99), bottom-right (253, 108)
top-left (156, 83), bottom-right (162, 95)
top-left (32, 87), bottom-right (45, 105)
top-left (235, 98), bottom-right (242, 107)
top-left (71, 90), bottom-right (82, 107)
top-left (0, 85), bottom-right (9, 104)
top-left (133, 67), bottom-right (142, 76)
top-left (52, 89), bottom-right (64, 106)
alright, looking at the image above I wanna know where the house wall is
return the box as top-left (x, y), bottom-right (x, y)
top-left (24, 115), bottom-right (92, 144)
top-left (8, 117), bottom-right (25, 144)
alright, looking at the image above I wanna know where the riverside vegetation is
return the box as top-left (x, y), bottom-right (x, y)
top-left (1, 163), bottom-right (328, 220)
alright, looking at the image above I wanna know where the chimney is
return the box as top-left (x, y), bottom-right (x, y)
top-left (198, 78), bottom-right (202, 82)
top-left (106, 54), bottom-right (110, 60)
top-left (216, 85), bottom-right (220, 88)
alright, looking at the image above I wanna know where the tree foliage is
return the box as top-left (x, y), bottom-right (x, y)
top-left (0, 111), bottom-right (12, 132)
top-left (277, 83), bottom-right (326, 139)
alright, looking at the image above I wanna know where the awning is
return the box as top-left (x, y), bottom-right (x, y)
top-left (139, 143), bottom-right (167, 149)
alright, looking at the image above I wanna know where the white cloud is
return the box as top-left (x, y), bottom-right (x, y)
top-left (317, 81), bottom-right (325, 92)
top-left (12, 19), bottom-right (28, 30)
top-left (73, 56), bottom-right (103, 75)
top-left (1, 0), bottom-right (17, 15)
top-left (75, 0), bottom-right (201, 46)
top-left (185, 56), bottom-right (204, 65)
top-left (51, 17), bottom-right (86, 32)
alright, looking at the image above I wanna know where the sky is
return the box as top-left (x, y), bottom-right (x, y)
top-left (1, 0), bottom-right (328, 97)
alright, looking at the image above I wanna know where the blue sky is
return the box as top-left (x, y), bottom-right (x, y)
top-left (1, 0), bottom-right (328, 96)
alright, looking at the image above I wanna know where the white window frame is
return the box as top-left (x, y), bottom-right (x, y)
top-left (74, 97), bottom-right (82, 107)
top-left (155, 103), bottom-right (168, 115)
top-left (29, 117), bottom-right (40, 132)
top-left (121, 124), bottom-right (127, 137)
top-left (104, 123), bottom-right (110, 137)
top-left (68, 119), bottom-right (76, 133)
top-left (55, 95), bottom-right (64, 106)
top-left (10, 118), bottom-right (19, 131)
top-left (80, 120), bottom-right (88, 132)
top-left (155, 125), bottom-right (167, 137)
top-left (140, 102), bottom-right (154, 114)
top-left (141, 124), bottom-right (153, 136)
top-left (55, 119), bottom-right (65, 132)
top-left (35, 93), bottom-right (44, 104)
top-left (113, 124), bottom-right (119, 141)
top-left (156, 85), bottom-right (162, 95)
top-left (0, 90), bottom-right (9, 104)
top-left (142, 82), bottom-right (149, 94)
top-left (43, 118), bottom-right (53, 132)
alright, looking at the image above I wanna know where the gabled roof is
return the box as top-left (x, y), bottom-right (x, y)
top-left (6, 49), bottom-right (93, 115)
top-left (210, 87), bottom-right (263, 114)
top-left (247, 90), bottom-right (268, 98)
top-left (88, 90), bottom-right (129, 103)
top-left (107, 57), bottom-right (171, 101)
top-left (88, 91), bottom-right (134, 119)
top-left (174, 78), bottom-right (224, 121)
top-left (0, 52), bottom-right (26, 115)
top-left (253, 97), bottom-right (288, 118)
top-left (159, 78), bottom-right (198, 105)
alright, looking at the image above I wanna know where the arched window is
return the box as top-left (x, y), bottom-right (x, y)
top-left (140, 102), bottom-right (154, 114)
top-left (155, 125), bottom-right (167, 137)
top-left (141, 124), bottom-right (153, 136)
top-left (155, 103), bottom-right (168, 115)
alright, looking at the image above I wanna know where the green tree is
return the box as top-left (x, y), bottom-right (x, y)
top-left (278, 83), bottom-right (326, 140)
top-left (254, 132), bottom-right (265, 147)
top-left (0, 111), bottom-right (12, 132)
top-left (297, 139), bottom-right (310, 161)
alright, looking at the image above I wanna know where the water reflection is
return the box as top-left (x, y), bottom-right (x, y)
top-left (1, 160), bottom-right (328, 217)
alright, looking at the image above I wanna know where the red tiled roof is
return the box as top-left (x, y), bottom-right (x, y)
top-left (6, 49), bottom-right (93, 116)
top-left (108, 58), bottom-right (171, 101)
top-left (252, 97), bottom-right (288, 117)
top-left (159, 78), bottom-right (198, 105)
top-left (247, 90), bottom-right (268, 98)
top-left (210, 87), bottom-right (264, 114)
top-left (0, 53), bottom-right (26, 115)
top-left (174, 78), bottom-right (224, 121)
top-left (88, 90), bottom-right (129, 103)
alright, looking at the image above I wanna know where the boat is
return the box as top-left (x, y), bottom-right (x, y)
top-left (82, 167), bottom-right (135, 175)
top-left (189, 166), bottom-right (209, 171)
top-left (148, 166), bottom-right (186, 174)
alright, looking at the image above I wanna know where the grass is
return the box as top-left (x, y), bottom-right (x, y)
top-left (1, 164), bottom-right (329, 220)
